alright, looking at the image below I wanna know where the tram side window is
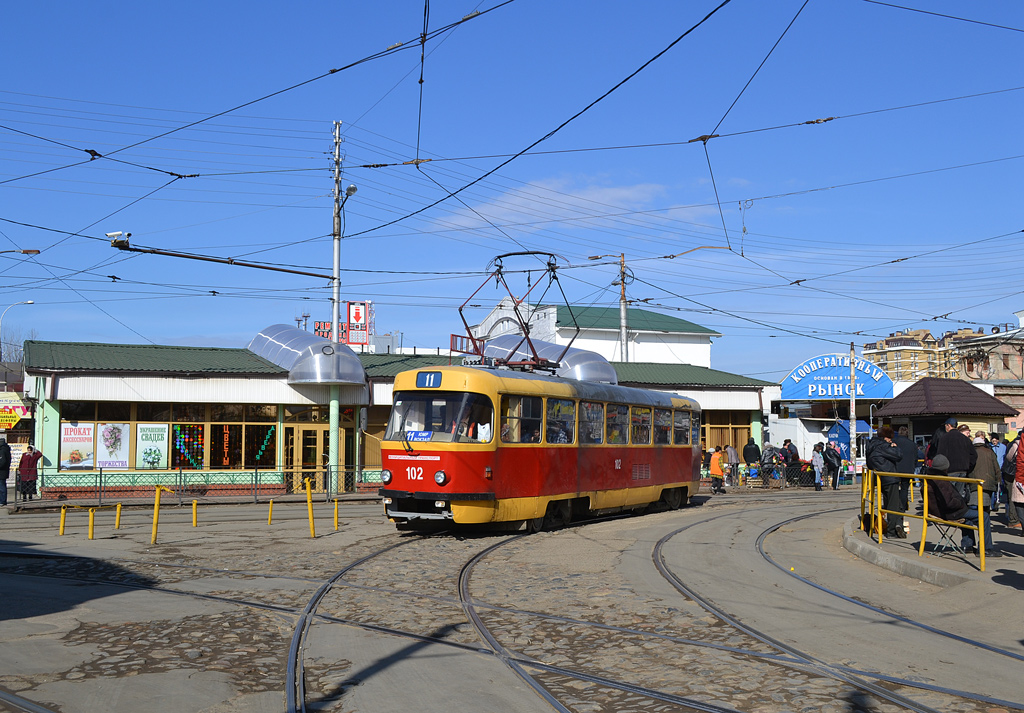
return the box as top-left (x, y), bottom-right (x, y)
top-left (674, 411), bottom-right (691, 445)
top-left (631, 406), bottom-right (652, 445)
top-left (653, 409), bottom-right (672, 444)
top-left (501, 395), bottom-right (543, 443)
top-left (606, 404), bottom-right (629, 445)
top-left (546, 399), bottom-right (575, 444)
top-left (579, 401), bottom-right (605, 444)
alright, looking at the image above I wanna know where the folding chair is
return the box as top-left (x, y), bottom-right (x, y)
top-left (931, 519), bottom-right (966, 556)
top-left (924, 480), bottom-right (968, 557)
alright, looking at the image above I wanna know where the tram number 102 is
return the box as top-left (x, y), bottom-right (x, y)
top-left (406, 466), bottom-right (424, 480)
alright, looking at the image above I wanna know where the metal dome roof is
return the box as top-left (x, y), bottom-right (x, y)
top-left (484, 334), bottom-right (618, 385)
top-left (247, 324), bottom-right (366, 385)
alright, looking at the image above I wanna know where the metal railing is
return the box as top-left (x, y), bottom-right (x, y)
top-left (861, 469), bottom-right (986, 571)
top-left (15, 465), bottom-right (378, 505)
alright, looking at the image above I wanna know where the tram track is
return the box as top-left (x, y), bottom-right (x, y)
top-left (653, 501), bottom-right (1024, 712)
top-left (3, 494), bottom-right (1019, 712)
top-left (756, 510), bottom-right (1024, 663)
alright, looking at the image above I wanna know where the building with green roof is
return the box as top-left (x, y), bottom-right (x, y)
top-left (471, 298), bottom-right (720, 367)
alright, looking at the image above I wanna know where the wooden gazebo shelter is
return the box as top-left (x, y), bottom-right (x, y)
top-left (874, 378), bottom-right (1016, 438)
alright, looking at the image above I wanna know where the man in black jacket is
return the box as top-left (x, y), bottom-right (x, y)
top-left (892, 426), bottom-right (918, 532)
top-left (0, 436), bottom-right (10, 507)
top-left (867, 426), bottom-right (903, 537)
top-left (926, 418), bottom-right (977, 495)
top-left (742, 438), bottom-right (760, 468)
top-left (823, 441), bottom-right (843, 490)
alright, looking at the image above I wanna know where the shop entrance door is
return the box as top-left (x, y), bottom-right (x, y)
top-left (284, 426), bottom-right (333, 493)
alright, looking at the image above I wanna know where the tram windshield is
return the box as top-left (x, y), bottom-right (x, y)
top-left (384, 391), bottom-right (494, 443)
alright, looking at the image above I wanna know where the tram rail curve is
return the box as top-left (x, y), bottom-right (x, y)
top-left (3, 493), bottom-right (1019, 712)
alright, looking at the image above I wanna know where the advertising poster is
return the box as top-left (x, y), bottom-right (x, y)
top-left (0, 392), bottom-right (28, 430)
top-left (97, 423), bottom-right (130, 469)
top-left (136, 424), bottom-right (168, 469)
top-left (60, 422), bottom-right (95, 470)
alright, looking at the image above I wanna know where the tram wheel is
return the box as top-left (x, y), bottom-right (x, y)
top-left (661, 487), bottom-right (683, 510)
top-left (526, 517), bottom-right (545, 534)
top-left (545, 500), bottom-right (572, 529)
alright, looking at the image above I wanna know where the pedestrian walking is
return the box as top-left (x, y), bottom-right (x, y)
top-left (0, 436), bottom-right (10, 507)
top-left (725, 444), bottom-right (740, 486)
top-left (811, 443), bottom-right (825, 491)
top-left (1002, 434), bottom-right (1022, 529)
top-left (709, 446), bottom-right (726, 494)
top-left (18, 446), bottom-right (42, 501)
top-left (824, 441), bottom-right (843, 490)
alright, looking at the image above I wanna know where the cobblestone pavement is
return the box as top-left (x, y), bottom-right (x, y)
top-left (0, 495), bottom-right (1018, 712)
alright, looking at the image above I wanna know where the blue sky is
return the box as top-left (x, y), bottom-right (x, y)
top-left (1, 0), bottom-right (1021, 380)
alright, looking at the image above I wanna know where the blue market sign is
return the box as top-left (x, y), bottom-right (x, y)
top-left (781, 353), bottom-right (893, 400)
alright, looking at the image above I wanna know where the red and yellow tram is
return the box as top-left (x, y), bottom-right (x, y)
top-left (378, 365), bottom-right (701, 531)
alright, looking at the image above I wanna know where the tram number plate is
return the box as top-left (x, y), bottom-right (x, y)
top-left (416, 371), bottom-right (442, 388)
top-left (406, 466), bottom-right (424, 480)
top-left (406, 431), bottom-right (432, 441)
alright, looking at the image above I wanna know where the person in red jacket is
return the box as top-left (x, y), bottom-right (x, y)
top-left (18, 446), bottom-right (43, 501)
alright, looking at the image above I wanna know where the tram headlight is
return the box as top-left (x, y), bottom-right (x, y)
top-left (381, 469), bottom-right (392, 485)
top-left (434, 470), bottom-right (448, 486)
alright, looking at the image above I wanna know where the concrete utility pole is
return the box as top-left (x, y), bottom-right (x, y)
top-left (587, 253), bottom-right (630, 361)
top-left (328, 123), bottom-right (359, 493)
top-left (617, 253), bottom-right (628, 363)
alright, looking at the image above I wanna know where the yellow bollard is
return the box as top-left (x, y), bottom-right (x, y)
top-left (115, 503), bottom-right (122, 530)
top-left (334, 499), bottom-right (339, 531)
top-left (304, 478), bottom-right (315, 539)
top-left (59, 505), bottom-right (67, 536)
top-left (151, 487), bottom-right (164, 545)
top-left (88, 508), bottom-right (96, 540)
top-left (268, 499), bottom-right (274, 525)
top-left (192, 500), bottom-right (198, 527)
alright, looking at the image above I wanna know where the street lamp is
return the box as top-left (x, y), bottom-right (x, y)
top-left (0, 250), bottom-right (40, 256)
top-left (0, 300), bottom-right (34, 363)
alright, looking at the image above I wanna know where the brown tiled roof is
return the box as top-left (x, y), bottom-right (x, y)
top-left (874, 377), bottom-right (1016, 418)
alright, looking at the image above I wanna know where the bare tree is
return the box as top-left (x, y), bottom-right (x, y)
top-left (1, 326), bottom-right (39, 364)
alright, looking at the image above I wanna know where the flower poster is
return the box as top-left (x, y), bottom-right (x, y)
top-left (97, 423), bottom-right (130, 469)
top-left (136, 424), bottom-right (168, 470)
top-left (60, 422), bottom-right (95, 470)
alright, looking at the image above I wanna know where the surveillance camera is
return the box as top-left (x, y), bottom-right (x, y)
top-left (105, 231), bottom-right (123, 239)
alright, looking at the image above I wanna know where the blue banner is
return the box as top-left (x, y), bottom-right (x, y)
top-left (781, 353), bottom-right (893, 400)
top-left (828, 420), bottom-right (872, 460)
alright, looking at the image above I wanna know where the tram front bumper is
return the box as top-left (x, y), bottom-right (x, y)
top-left (378, 489), bottom-right (496, 523)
